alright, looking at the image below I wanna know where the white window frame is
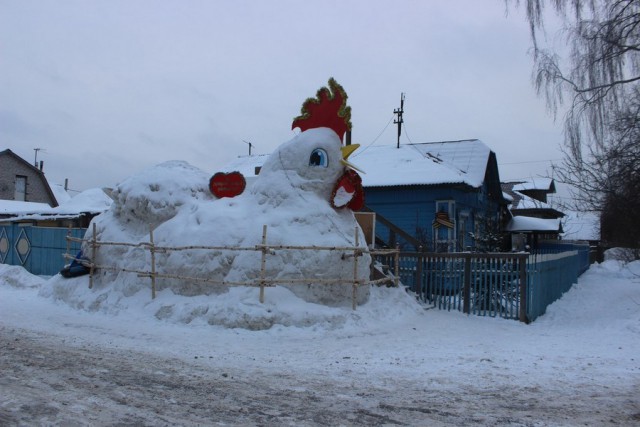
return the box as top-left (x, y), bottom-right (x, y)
top-left (15, 175), bottom-right (27, 201)
top-left (434, 200), bottom-right (456, 252)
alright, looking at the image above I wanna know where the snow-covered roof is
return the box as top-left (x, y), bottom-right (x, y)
top-left (506, 216), bottom-right (562, 233)
top-left (49, 188), bottom-right (112, 214)
top-left (3, 188), bottom-right (113, 221)
top-left (512, 178), bottom-right (555, 193)
top-left (222, 139), bottom-right (493, 189)
top-left (49, 183), bottom-right (72, 205)
top-left (0, 200), bottom-right (52, 216)
top-left (514, 192), bottom-right (553, 210)
top-left (352, 140), bottom-right (491, 188)
top-left (221, 154), bottom-right (270, 177)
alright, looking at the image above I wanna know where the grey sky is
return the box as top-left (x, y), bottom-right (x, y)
top-left (0, 0), bottom-right (563, 194)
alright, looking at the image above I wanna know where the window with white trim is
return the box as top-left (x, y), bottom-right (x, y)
top-left (15, 175), bottom-right (27, 201)
top-left (433, 200), bottom-right (456, 252)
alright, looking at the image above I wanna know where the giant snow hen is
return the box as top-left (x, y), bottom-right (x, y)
top-left (77, 78), bottom-right (371, 307)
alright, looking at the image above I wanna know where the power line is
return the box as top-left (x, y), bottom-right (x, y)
top-left (353, 114), bottom-right (395, 157)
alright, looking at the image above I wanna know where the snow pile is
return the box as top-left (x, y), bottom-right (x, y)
top-left (110, 160), bottom-right (212, 234)
top-left (38, 270), bottom-right (416, 330)
top-left (0, 264), bottom-right (45, 289)
top-left (44, 129), bottom-right (371, 319)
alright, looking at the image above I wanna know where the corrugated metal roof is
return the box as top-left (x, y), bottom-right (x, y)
top-left (352, 139), bottom-right (490, 188)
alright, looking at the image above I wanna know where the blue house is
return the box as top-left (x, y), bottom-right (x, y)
top-left (351, 139), bottom-right (508, 251)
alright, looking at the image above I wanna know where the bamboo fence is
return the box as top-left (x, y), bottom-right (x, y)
top-left (65, 223), bottom-right (400, 309)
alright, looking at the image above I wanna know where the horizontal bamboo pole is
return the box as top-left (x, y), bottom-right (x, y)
top-left (135, 271), bottom-right (369, 286)
top-left (368, 276), bottom-right (396, 285)
top-left (66, 236), bottom-right (376, 255)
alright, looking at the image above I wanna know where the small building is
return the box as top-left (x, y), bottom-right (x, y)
top-left (501, 178), bottom-right (564, 219)
top-left (501, 179), bottom-right (565, 250)
top-left (0, 149), bottom-right (59, 207)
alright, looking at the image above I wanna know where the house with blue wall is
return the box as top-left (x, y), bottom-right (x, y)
top-left (351, 139), bottom-right (508, 251)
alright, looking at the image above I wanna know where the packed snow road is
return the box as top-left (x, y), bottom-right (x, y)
top-left (2, 325), bottom-right (638, 426)
top-left (2, 261), bottom-right (640, 426)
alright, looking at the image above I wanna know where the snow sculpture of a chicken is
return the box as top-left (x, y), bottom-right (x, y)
top-left (79, 78), bottom-right (371, 307)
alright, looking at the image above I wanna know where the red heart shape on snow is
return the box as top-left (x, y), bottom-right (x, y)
top-left (209, 171), bottom-right (246, 198)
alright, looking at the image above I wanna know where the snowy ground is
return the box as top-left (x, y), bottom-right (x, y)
top-left (1, 260), bottom-right (639, 426)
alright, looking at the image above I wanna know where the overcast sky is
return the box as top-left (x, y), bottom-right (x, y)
top-left (0, 0), bottom-right (565, 194)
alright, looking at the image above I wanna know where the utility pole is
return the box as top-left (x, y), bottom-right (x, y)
top-left (243, 140), bottom-right (253, 156)
top-left (394, 93), bottom-right (404, 149)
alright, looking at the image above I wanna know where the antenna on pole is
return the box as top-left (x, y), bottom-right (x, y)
top-left (33, 148), bottom-right (43, 167)
top-left (393, 93), bottom-right (405, 148)
top-left (242, 140), bottom-right (253, 156)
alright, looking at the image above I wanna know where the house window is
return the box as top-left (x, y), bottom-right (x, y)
top-left (458, 213), bottom-right (469, 251)
top-left (15, 175), bottom-right (27, 201)
top-left (433, 200), bottom-right (456, 252)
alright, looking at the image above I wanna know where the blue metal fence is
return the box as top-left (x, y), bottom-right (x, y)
top-left (0, 224), bottom-right (86, 275)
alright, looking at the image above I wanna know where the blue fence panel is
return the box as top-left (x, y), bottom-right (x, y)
top-left (0, 224), bottom-right (86, 276)
top-left (424, 256), bottom-right (464, 311)
top-left (536, 241), bottom-right (591, 276)
top-left (397, 253), bottom-right (419, 291)
top-left (526, 251), bottom-right (580, 321)
top-left (469, 257), bottom-right (521, 320)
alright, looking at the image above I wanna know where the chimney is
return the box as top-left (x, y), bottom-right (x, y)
top-left (39, 160), bottom-right (44, 171)
top-left (64, 178), bottom-right (69, 191)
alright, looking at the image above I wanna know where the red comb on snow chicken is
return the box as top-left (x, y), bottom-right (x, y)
top-left (256, 78), bottom-right (365, 210)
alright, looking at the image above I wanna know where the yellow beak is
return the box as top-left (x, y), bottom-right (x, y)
top-left (340, 144), bottom-right (365, 174)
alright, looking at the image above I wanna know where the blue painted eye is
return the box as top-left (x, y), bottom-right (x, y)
top-left (309, 148), bottom-right (329, 167)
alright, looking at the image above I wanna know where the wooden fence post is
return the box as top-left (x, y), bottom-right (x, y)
top-left (415, 246), bottom-right (423, 300)
top-left (149, 225), bottom-right (157, 299)
top-left (519, 255), bottom-right (528, 323)
top-left (394, 244), bottom-right (400, 288)
top-left (89, 222), bottom-right (96, 289)
top-left (463, 254), bottom-right (471, 314)
top-left (65, 225), bottom-right (71, 260)
top-left (352, 227), bottom-right (359, 310)
top-left (259, 224), bottom-right (267, 304)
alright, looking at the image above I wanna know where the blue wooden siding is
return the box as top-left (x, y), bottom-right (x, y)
top-left (365, 185), bottom-right (500, 251)
top-left (0, 224), bottom-right (85, 275)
